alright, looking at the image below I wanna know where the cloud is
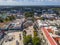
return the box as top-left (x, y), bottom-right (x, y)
top-left (0, 0), bottom-right (60, 5)
top-left (0, 0), bottom-right (59, 2)
top-left (48, 0), bottom-right (52, 1)
top-left (48, 0), bottom-right (60, 2)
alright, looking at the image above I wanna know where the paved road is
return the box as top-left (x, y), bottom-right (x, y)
top-left (2, 32), bottom-right (24, 45)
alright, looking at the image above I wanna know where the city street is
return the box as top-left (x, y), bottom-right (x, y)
top-left (2, 32), bottom-right (24, 45)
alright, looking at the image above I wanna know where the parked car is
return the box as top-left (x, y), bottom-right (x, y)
top-left (16, 40), bottom-right (19, 45)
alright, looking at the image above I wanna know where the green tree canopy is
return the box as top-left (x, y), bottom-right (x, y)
top-left (25, 12), bottom-right (34, 18)
top-left (32, 37), bottom-right (40, 45)
top-left (23, 35), bottom-right (32, 45)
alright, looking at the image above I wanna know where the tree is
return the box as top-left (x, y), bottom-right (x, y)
top-left (32, 37), bottom-right (41, 45)
top-left (40, 17), bottom-right (45, 20)
top-left (25, 12), bottom-right (34, 18)
top-left (34, 31), bottom-right (38, 37)
top-left (23, 35), bottom-right (41, 45)
top-left (0, 17), bottom-right (4, 22)
top-left (5, 17), bottom-right (10, 22)
top-left (8, 15), bottom-right (16, 21)
top-left (33, 24), bottom-right (38, 30)
top-left (23, 35), bottom-right (32, 45)
top-left (23, 30), bottom-right (27, 36)
top-left (11, 15), bottom-right (16, 20)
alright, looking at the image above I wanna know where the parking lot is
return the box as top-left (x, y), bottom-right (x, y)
top-left (2, 32), bottom-right (24, 45)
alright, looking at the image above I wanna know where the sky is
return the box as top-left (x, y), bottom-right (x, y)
top-left (0, 0), bottom-right (60, 6)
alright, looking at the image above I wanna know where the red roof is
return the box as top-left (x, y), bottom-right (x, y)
top-left (53, 37), bottom-right (60, 45)
top-left (47, 28), bottom-right (53, 33)
top-left (41, 27), bottom-right (57, 45)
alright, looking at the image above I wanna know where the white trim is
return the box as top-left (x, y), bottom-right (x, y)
top-left (41, 28), bottom-right (51, 45)
top-left (45, 27), bottom-right (58, 45)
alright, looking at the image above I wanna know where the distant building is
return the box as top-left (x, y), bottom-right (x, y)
top-left (37, 20), bottom-right (60, 45)
top-left (23, 20), bottom-right (33, 28)
top-left (41, 13), bottom-right (56, 19)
